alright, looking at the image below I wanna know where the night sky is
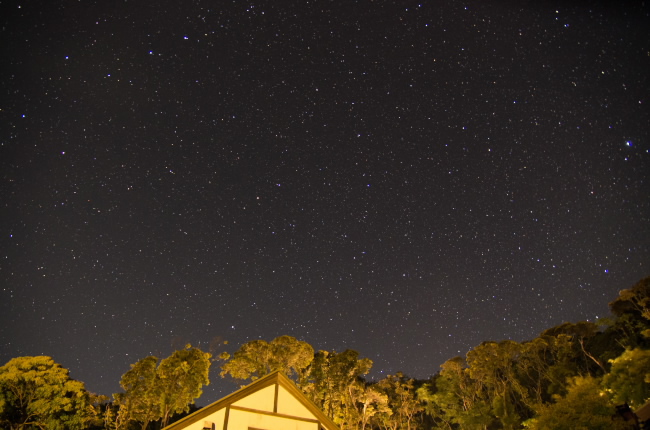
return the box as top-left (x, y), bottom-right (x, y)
top-left (1, 0), bottom-right (649, 403)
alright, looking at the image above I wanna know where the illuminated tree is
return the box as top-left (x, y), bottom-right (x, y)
top-left (524, 375), bottom-right (630, 430)
top-left (87, 393), bottom-right (111, 430)
top-left (375, 372), bottom-right (423, 430)
top-left (158, 346), bottom-right (211, 427)
top-left (114, 345), bottom-right (211, 429)
top-left (416, 376), bottom-right (455, 430)
top-left (114, 355), bottom-right (162, 430)
top-left (603, 348), bottom-right (650, 408)
top-left (466, 340), bottom-right (529, 430)
top-left (303, 349), bottom-right (373, 427)
top-left (517, 334), bottom-right (577, 404)
top-left (540, 321), bottom-right (607, 374)
top-left (355, 385), bottom-right (390, 430)
top-left (0, 356), bottom-right (92, 430)
top-left (424, 356), bottom-right (494, 430)
top-left (220, 335), bottom-right (313, 384)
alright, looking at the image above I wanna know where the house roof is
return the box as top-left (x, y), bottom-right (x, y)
top-left (636, 400), bottom-right (650, 423)
top-left (163, 371), bottom-right (339, 430)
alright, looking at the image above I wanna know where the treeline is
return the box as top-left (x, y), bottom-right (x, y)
top-left (1, 276), bottom-right (649, 429)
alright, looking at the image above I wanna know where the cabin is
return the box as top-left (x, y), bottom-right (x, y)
top-left (637, 401), bottom-right (650, 429)
top-left (163, 371), bottom-right (339, 430)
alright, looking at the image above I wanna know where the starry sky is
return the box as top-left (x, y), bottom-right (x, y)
top-left (1, 0), bottom-right (649, 403)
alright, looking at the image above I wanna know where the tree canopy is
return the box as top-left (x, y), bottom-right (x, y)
top-left (220, 335), bottom-right (314, 383)
top-left (113, 345), bottom-right (211, 429)
top-left (524, 375), bottom-right (631, 430)
top-left (603, 348), bottom-right (650, 409)
top-left (0, 356), bottom-right (93, 430)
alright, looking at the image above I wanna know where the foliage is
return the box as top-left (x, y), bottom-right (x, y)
top-left (113, 345), bottom-right (211, 429)
top-left (0, 356), bottom-right (93, 430)
top-left (523, 375), bottom-right (631, 430)
top-left (609, 276), bottom-right (650, 320)
top-left (302, 349), bottom-right (373, 429)
top-left (354, 384), bottom-right (390, 430)
top-left (517, 335), bottom-right (575, 403)
top-left (418, 356), bottom-right (493, 430)
top-left (540, 321), bottom-right (607, 375)
top-left (606, 277), bottom-right (650, 350)
top-left (417, 311), bottom-right (645, 430)
top-left (374, 372), bottom-right (423, 430)
top-left (220, 335), bottom-right (313, 383)
top-left (87, 393), bottom-right (111, 430)
top-left (602, 348), bottom-right (650, 408)
top-left (466, 340), bottom-right (529, 429)
top-left (114, 355), bottom-right (159, 430)
top-left (157, 346), bottom-right (211, 427)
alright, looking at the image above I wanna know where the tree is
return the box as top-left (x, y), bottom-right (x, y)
top-left (416, 375), bottom-right (455, 430)
top-left (516, 334), bottom-right (579, 404)
top-left (603, 348), bottom-right (650, 408)
top-left (466, 340), bottom-right (529, 430)
top-left (87, 393), bottom-right (111, 430)
top-left (157, 346), bottom-right (211, 427)
top-left (541, 321), bottom-right (608, 374)
top-left (375, 373), bottom-right (423, 430)
top-left (0, 356), bottom-right (93, 430)
top-left (220, 335), bottom-right (314, 384)
top-left (417, 356), bottom-right (493, 430)
top-left (607, 277), bottom-right (650, 349)
top-left (354, 385), bottom-right (390, 430)
top-left (609, 276), bottom-right (650, 320)
top-left (113, 345), bottom-right (211, 429)
top-left (303, 349), bottom-right (373, 428)
top-left (524, 375), bottom-right (630, 430)
top-left (114, 356), bottom-right (160, 430)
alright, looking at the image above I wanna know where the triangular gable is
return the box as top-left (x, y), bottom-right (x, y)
top-left (164, 371), bottom-right (339, 430)
top-left (636, 400), bottom-right (650, 423)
